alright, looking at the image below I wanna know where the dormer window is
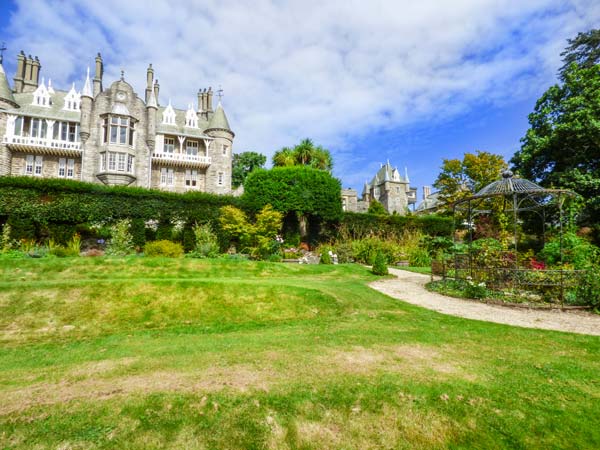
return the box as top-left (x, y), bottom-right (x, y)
top-left (162, 102), bottom-right (176, 125)
top-left (63, 84), bottom-right (81, 111)
top-left (32, 79), bottom-right (51, 107)
top-left (185, 104), bottom-right (198, 128)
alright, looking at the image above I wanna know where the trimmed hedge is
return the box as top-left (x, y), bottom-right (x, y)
top-left (0, 176), bottom-right (242, 241)
top-left (340, 212), bottom-right (453, 238)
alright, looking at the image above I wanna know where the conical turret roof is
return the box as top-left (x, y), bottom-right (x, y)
top-left (207, 102), bottom-right (232, 132)
top-left (0, 61), bottom-right (17, 107)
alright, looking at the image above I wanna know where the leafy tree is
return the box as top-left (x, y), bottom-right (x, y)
top-left (272, 138), bottom-right (333, 171)
top-left (232, 151), bottom-right (267, 188)
top-left (367, 199), bottom-right (388, 215)
top-left (434, 150), bottom-right (508, 208)
top-left (511, 47), bottom-right (600, 232)
top-left (559, 29), bottom-right (600, 80)
top-left (218, 204), bottom-right (282, 259)
top-left (243, 166), bottom-right (343, 239)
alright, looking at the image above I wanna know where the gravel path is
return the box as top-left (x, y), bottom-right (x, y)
top-left (369, 268), bottom-right (600, 336)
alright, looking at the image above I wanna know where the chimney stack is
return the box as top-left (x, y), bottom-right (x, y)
top-left (13, 51), bottom-right (26, 93)
top-left (93, 53), bottom-right (103, 96)
top-left (22, 55), bottom-right (38, 92)
top-left (31, 56), bottom-right (41, 86)
top-left (423, 186), bottom-right (431, 200)
top-left (153, 80), bottom-right (160, 106)
top-left (145, 64), bottom-right (154, 103)
top-left (207, 87), bottom-right (213, 111)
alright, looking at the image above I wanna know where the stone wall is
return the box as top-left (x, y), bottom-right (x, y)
top-left (10, 152), bottom-right (82, 179)
top-left (150, 164), bottom-right (207, 193)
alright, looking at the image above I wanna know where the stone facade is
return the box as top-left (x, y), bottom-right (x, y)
top-left (343, 162), bottom-right (417, 215)
top-left (0, 52), bottom-right (234, 194)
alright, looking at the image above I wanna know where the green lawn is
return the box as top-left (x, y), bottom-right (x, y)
top-left (0, 257), bottom-right (598, 449)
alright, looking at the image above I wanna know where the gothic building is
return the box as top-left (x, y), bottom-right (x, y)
top-left (341, 161), bottom-right (417, 214)
top-left (0, 51), bottom-right (234, 193)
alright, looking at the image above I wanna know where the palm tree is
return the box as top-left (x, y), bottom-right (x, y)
top-left (272, 147), bottom-right (295, 167)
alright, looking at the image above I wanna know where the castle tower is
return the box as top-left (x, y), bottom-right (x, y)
top-left (205, 101), bottom-right (234, 193)
top-left (0, 58), bottom-right (18, 175)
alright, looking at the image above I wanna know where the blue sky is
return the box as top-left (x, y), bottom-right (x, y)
top-left (1, 0), bottom-right (599, 203)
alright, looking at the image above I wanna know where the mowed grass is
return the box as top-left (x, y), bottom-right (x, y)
top-left (0, 258), bottom-right (599, 449)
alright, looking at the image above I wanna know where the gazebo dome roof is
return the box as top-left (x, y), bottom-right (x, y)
top-left (474, 171), bottom-right (546, 197)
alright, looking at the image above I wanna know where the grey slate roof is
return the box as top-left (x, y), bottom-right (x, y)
top-left (4, 90), bottom-right (81, 121)
top-left (207, 102), bottom-right (231, 131)
top-left (416, 191), bottom-right (442, 213)
top-left (156, 105), bottom-right (211, 138)
top-left (367, 162), bottom-right (408, 188)
top-left (0, 62), bottom-right (17, 106)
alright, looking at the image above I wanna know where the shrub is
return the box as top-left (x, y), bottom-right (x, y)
top-left (189, 223), bottom-right (220, 258)
top-left (408, 247), bottom-right (431, 266)
top-left (219, 204), bottom-right (283, 260)
top-left (144, 240), bottom-right (184, 257)
top-left (48, 237), bottom-right (79, 257)
top-left (575, 266), bottom-right (600, 308)
top-left (130, 218), bottom-right (147, 249)
top-left (372, 252), bottom-right (388, 275)
top-left (0, 223), bottom-right (13, 252)
top-left (540, 232), bottom-right (599, 269)
top-left (320, 246), bottom-right (333, 264)
top-left (105, 219), bottom-right (135, 256)
top-left (333, 241), bottom-right (354, 263)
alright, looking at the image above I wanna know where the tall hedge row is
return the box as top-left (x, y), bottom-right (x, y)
top-left (340, 212), bottom-right (453, 238)
top-left (0, 176), bottom-right (241, 240)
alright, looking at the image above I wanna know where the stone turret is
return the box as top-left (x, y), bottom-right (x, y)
top-left (80, 68), bottom-right (93, 143)
top-left (205, 102), bottom-right (234, 193)
top-left (93, 53), bottom-right (103, 96)
top-left (0, 60), bottom-right (18, 109)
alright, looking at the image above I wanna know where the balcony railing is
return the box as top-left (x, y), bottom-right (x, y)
top-left (152, 151), bottom-right (211, 167)
top-left (3, 135), bottom-right (82, 151)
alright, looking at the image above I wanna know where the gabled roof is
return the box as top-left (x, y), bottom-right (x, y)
top-left (5, 90), bottom-right (80, 121)
top-left (156, 104), bottom-right (211, 138)
top-left (370, 161), bottom-right (408, 186)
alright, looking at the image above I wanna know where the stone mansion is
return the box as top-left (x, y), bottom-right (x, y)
top-left (0, 51), bottom-right (234, 193)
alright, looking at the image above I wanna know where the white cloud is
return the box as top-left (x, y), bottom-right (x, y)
top-left (5, 0), bottom-right (600, 189)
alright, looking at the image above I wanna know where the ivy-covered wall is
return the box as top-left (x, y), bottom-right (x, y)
top-left (0, 176), bottom-right (241, 242)
top-left (340, 212), bottom-right (453, 238)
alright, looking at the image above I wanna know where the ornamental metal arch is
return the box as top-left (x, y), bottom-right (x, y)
top-left (451, 170), bottom-right (579, 306)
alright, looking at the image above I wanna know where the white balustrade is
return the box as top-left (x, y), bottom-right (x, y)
top-left (152, 151), bottom-right (211, 165)
top-left (2, 135), bottom-right (82, 151)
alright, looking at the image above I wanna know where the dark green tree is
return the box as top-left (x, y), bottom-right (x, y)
top-left (559, 29), bottom-right (600, 79)
top-left (511, 55), bottom-right (600, 232)
top-left (367, 199), bottom-right (388, 215)
top-left (231, 151), bottom-right (267, 188)
top-left (242, 166), bottom-right (343, 240)
top-left (272, 138), bottom-right (333, 171)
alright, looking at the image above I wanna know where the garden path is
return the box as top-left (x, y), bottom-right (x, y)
top-left (370, 268), bottom-right (600, 336)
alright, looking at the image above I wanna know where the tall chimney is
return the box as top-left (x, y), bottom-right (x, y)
top-left (145, 64), bottom-right (154, 103)
top-left (22, 55), bottom-right (37, 92)
top-left (207, 87), bottom-right (213, 111)
top-left (153, 80), bottom-right (160, 106)
top-left (31, 56), bottom-right (41, 86)
top-left (423, 186), bottom-right (431, 200)
top-left (13, 51), bottom-right (26, 93)
top-left (93, 52), bottom-right (103, 96)
top-left (197, 89), bottom-right (202, 112)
